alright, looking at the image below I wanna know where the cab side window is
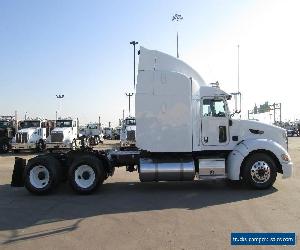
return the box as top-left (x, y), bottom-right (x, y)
top-left (202, 98), bottom-right (226, 117)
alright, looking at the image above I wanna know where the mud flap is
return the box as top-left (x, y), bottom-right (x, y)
top-left (11, 157), bottom-right (26, 187)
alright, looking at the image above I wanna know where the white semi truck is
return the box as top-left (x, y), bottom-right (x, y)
top-left (120, 117), bottom-right (136, 147)
top-left (11, 119), bottom-right (54, 152)
top-left (80, 123), bottom-right (104, 145)
top-left (46, 118), bottom-right (81, 151)
top-left (11, 47), bottom-right (293, 195)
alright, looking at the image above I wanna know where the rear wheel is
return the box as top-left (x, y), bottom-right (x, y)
top-left (68, 155), bottom-right (105, 194)
top-left (36, 140), bottom-right (45, 152)
top-left (24, 155), bottom-right (62, 194)
top-left (242, 153), bottom-right (277, 189)
top-left (71, 139), bottom-right (77, 150)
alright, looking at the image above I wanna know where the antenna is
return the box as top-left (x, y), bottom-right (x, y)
top-left (237, 44), bottom-right (241, 118)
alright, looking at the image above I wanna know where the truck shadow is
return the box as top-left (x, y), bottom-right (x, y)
top-left (0, 180), bottom-right (277, 237)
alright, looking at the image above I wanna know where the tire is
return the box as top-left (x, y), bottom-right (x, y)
top-left (0, 142), bottom-right (9, 153)
top-left (36, 140), bottom-right (45, 152)
top-left (71, 139), bottom-right (77, 150)
top-left (24, 155), bottom-right (62, 195)
top-left (68, 154), bottom-right (105, 194)
top-left (242, 153), bottom-right (277, 189)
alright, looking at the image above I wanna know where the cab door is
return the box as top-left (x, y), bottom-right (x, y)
top-left (201, 97), bottom-right (230, 146)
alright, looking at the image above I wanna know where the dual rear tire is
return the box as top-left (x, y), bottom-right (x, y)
top-left (24, 154), bottom-right (105, 195)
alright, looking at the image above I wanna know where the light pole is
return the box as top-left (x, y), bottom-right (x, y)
top-left (126, 93), bottom-right (134, 116)
top-left (172, 13), bottom-right (183, 58)
top-left (130, 41), bottom-right (138, 89)
top-left (56, 94), bottom-right (64, 119)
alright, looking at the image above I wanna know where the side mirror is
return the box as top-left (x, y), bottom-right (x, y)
top-left (230, 92), bottom-right (241, 117)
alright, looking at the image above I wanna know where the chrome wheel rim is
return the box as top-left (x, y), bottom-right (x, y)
top-left (29, 165), bottom-right (50, 189)
top-left (74, 165), bottom-right (95, 189)
top-left (250, 161), bottom-right (271, 183)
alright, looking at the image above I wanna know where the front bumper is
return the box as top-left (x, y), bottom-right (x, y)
top-left (281, 161), bottom-right (293, 179)
top-left (46, 142), bottom-right (71, 149)
top-left (11, 143), bottom-right (36, 150)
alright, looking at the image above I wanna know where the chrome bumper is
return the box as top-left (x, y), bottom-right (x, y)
top-left (11, 143), bottom-right (36, 150)
top-left (281, 161), bottom-right (293, 179)
top-left (46, 143), bottom-right (71, 149)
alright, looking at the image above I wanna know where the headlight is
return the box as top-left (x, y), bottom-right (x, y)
top-left (281, 153), bottom-right (290, 162)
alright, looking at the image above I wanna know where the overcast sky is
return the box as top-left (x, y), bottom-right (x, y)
top-left (0, 0), bottom-right (299, 126)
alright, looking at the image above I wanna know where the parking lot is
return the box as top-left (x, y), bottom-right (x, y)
top-left (0, 138), bottom-right (299, 250)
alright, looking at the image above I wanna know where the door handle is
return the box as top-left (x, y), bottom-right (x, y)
top-left (204, 137), bottom-right (208, 143)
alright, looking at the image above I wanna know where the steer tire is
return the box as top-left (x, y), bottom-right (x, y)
top-left (242, 153), bottom-right (277, 190)
top-left (36, 140), bottom-right (45, 153)
top-left (68, 155), bottom-right (105, 194)
top-left (24, 155), bottom-right (61, 195)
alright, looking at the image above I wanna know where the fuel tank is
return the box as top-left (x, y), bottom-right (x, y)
top-left (139, 158), bottom-right (195, 182)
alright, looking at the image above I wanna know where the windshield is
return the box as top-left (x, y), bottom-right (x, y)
top-left (56, 120), bottom-right (72, 127)
top-left (20, 120), bottom-right (41, 129)
top-left (87, 124), bottom-right (98, 129)
top-left (125, 119), bottom-right (136, 126)
top-left (0, 121), bottom-right (10, 129)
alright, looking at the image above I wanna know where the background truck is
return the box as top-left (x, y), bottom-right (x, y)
top-left (79, 123), bottom-right (104, 145)
top-left (0, 116), bottom-right (16, 153)
top-left (112, 126), bottom-right (121, 140)
top-left (12, 47), bottom-right (293, 195)
top-left (120, 117), bottom-right (136, 147)
top-left (103, 127), bottom-right (113, 140)
top-left (11, 119), bottom-right (54, 152)
top-left (46, 118), bottom-right (82, 151)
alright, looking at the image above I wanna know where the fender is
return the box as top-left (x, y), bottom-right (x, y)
top-left (227, 139), bottom-right (292, 180)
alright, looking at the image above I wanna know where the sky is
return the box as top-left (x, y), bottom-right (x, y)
top-left (0, 0), bottom-right (299, 126)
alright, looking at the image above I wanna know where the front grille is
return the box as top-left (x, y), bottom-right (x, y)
top-left (16, 132), bottom-right (28, 143)
top-left (127, 130), bottom-right (135, 141)
top-left (51, 132), bottom-right (64, 142)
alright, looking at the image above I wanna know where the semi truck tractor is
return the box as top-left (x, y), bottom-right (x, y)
top-left (11, 119), bottom-right (53, 152)
top-left (103, 127), bottom-right (113, 139)
top-left (120, 117), bottom-right (136, 147)
top-left (0, 116), bottom-right (16, 153)
top-left (46, 118), bottom-right (81, 151)
top-left (11, 47), bottom-right (293, 195)
top-left (80, 123), bottom-right (104, 145)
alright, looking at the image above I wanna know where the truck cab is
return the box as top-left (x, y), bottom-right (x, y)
top-left (0, 118), bottom-right (16, 153)
top-left (103, 127), bottom-right (113, 140)
top-left (46, 119), bottom-right (79, 150)
top-left (120, 117), bottom-right (136, 147)
top-left (81, 123), bottom-right (104, 145)
top-left (11, 119), bottom-right (52, 152)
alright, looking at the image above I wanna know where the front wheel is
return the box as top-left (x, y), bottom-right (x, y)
top-left (242, 153), bottom-right (277, 189)
top-left (0, 142), bottom-right (9, 153)
top-left (71, 139), bottom-right (77, 150)
top-left (36, 140), bottom-right (45, 152)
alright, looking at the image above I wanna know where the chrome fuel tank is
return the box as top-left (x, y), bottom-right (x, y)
top-left (139, 158), bottom-right (195, 182)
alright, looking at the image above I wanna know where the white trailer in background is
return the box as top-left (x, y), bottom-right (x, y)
top-left (12, 47), bottom-right (293, 195)
top-left (120, 117), bottom-right (136, 147)
top-left (11, 119), bottom-right (54, 152)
